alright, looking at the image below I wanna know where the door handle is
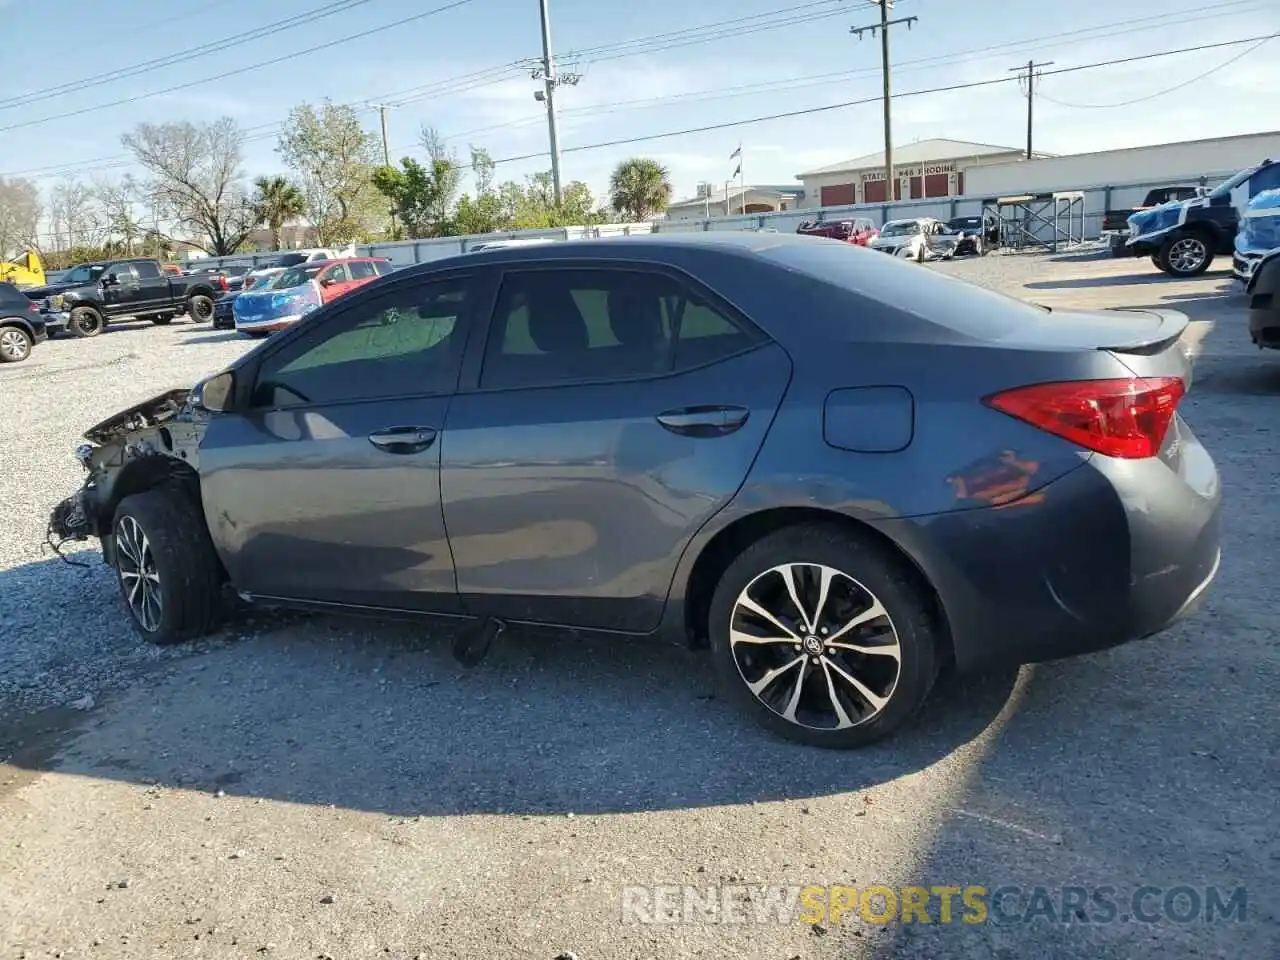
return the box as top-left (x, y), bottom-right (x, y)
top-left (368, 426), bottom-right (438, 454)
top-left (655, 405), bottom-right (749, 437)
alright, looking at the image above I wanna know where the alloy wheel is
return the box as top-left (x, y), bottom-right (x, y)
top-left (0, 328), bottom-right (30, 361)
top-left (115, 515), bottom-right (163, 632)
top-left (1169, 238), bottom-right (1207, 274)
top-left (728, 562), bottom-right (901, 730)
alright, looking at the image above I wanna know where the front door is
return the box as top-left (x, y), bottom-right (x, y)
top-left (198, 273), bottom-right (478, 612)
top-left (317, 263), bottom-right (353, 303)
top-left (440, 265), bottom-right (792, 632)
top-left (102, 262), bottom-right (142, 314)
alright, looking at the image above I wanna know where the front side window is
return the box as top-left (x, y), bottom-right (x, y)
top-left (322, 264), bottom-right (350, 284)
top-left (479, 268), bottom-right (755, 390)
top-left (349, 261), bottom-right (378, 280)
top-left (250, 277), bottom-right (473, 409)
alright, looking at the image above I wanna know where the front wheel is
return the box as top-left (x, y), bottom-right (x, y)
top-left (1158, 233), bottom-right (1214, 277)
top-left (0, 325), bottom-right (33, 362)
top-left (186, 294), bottom-right (214, 324)
top-left (67, 306), bottom-right (105, 338)
top-left (707, 524), bottom-right (941, 748)
top-left (112, 485), bottom-right (224, 645)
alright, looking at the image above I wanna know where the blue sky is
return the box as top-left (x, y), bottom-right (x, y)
top-left (1, 0), bottom-right (1277, 207)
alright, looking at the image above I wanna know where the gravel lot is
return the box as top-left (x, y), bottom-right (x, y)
top-left (1, 254), bottom-right (1276, 960)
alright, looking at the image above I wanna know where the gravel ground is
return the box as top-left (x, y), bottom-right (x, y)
top-left (1, 256), bottom-right (1276, 959)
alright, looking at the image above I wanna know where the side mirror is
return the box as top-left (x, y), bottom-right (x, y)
top-left (320, 277), bottom-right (335, 286)
top-left (197, 370), bottom-right (236, 413)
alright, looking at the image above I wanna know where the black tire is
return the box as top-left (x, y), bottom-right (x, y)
top-left (0, 324), bottom-right (33, 362)
top-left (67, 305), bottom-right (105, 338)
top-left (1151, 254), bottom-right (1162, 268)
top-left (186, 294), bottom-right (215, 324)
top-left (1157, 232), bottom-right (1214, 277)
top-left (111, 485), bottom-right (223, 645)
top-left (151, 314), bottom-right (174, 326)
top-left (707, 524), bottom-right (942, 749)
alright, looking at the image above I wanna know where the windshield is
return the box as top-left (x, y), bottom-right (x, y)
top-left (269, 253), bottom-right (308, 268)
top-left (1209, 166), bottom-right (1257, 199)
top-left (879, 221), bottom-right (921, 237)
top-left (274, 265), bottom-right (325, 289)
top-left (62, 263), bottom-right (106, 284)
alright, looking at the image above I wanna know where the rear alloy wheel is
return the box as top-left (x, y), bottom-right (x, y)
top-left (112, 485), bottom-right (223, 644)
top-left (67, 306), bottom-right (105, 338)
top-left (0, 326), bottom-right (33, 362)
top-left (186, 294), bottom-right (214, 323)
top-left (1158, 233), bottom-right (1214, 277)
top-left (708, 525), bottom-right (940, 748)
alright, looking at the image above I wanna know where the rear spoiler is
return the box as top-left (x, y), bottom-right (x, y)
top-left (1104, 308), bottom-right (1194, 390)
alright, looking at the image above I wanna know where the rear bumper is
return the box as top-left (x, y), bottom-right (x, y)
top-left (875, 433), bottom-right (1221, 672)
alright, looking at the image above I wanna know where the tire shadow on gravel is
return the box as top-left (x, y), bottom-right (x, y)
top-left (5, 598), bottom-right (1018, 816)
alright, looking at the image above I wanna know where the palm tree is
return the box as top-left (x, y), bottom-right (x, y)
top-left (608, 157), bottom-right (672, 222)
top-left (252, 175), bottom-right (306, 250)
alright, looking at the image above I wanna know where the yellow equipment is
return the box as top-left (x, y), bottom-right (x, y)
top-left (0, 249), bottom-right (46, 288)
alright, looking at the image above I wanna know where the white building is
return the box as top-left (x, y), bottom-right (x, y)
top-left (960, 130), bottom-right (1280, 199)
top-left (795, 139), bottom-right (1035, 208)
top-left (666, 183), bottom-right (805, 221)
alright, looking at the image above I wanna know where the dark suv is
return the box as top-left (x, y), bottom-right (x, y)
top-left (0, 281), bottom-right (47, 363)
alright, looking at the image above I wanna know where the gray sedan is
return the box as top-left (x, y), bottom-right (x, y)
top-left (48, 233), bottom-right (1220, 748)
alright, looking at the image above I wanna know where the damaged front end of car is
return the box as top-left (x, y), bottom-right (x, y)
top-left (47, 386), bottom-right (211, 565)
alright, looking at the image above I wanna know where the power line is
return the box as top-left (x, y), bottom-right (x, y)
top-left (470, 31), bottom-right (1280, 169)
top-left (0, 0), bottom-right (375, 111)
top-left (2, 3), bottom-right (1271, 181)
top-left (1037, 36), bottom-right (1272, 109)
top-left (438, 0), bottom-right (1271, 142)
top-left (0, 0), bottom-right (479, 134)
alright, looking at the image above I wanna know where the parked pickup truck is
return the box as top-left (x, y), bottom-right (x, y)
top-left (22, 258), bottom-right (222, 338)
top-left (1102, 186), bottom-right (1204, 256)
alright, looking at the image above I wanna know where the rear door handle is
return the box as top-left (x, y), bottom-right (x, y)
top-left (368, 426), bottom-right (438, 454)
top-left (655, 405), bottom-right (749, 437)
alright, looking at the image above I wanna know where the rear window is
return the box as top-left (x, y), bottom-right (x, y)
top-left (759, 241), bottom-right (1047, 340)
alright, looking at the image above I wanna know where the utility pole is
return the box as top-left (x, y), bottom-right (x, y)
top-left (536, 0), bottom-right (564, 206)
top-left (372, 103), bottom-right (397, 235)
top-left (1009, 60), bottom-right (1054, 159)
top-left (852, 1), bottom-right (917, 204)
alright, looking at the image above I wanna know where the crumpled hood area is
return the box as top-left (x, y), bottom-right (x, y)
top-left (82, 388), bottom-right (194, 445)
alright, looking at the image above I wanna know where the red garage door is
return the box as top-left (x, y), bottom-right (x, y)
top-left (820, 183), bottom-right (856, 206)
top-left (924, 173), bottom-right (950, 197)
top-left (910, 176), bottom-right (924, 199)
top-left (862, 180), bottom-right (886, 204)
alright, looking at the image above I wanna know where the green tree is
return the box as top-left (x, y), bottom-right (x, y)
top-left (608, 157), bottom-right (672, 221)
top-left (251, 175), bottom-right (306, 250)
top-left (371, 157), bottom-right (460, 238)
top-left (278, 100), bottom-right (380, 244)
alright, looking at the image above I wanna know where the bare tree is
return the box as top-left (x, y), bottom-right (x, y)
top-left (121, 118), bottom-right (255, 255)
top-left (0, 176), bottom-right (41, 257)
top-left (49, 175), bottom-right (104, 252)
top-left (93, 175), bottom-right (145, 255)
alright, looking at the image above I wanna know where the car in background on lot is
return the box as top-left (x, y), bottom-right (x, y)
top-left (47, 233), bottom-right (1220, 749)
top-left (232, 257), bottom-right (391, 335)
top-left (796, 218), bottom-right (878, 246)
top-left (242, 249), bottom-right (343, 290)
top-left (945, 214), bottom-right (998, 256)
top-left (867, 218), bottom-right (958, 262)
top-left (0, 280), bottom-right (47, 362)
top-left (1127, 159), bottom-right (1280, 276)
top-left (1234, 188), bottom-right (1280, 288)
top-left (1102, 185), bottom-right (1204, 256)
top-left (22, 258), bottom-right (222, 337)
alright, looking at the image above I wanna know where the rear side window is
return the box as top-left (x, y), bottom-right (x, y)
top-left (479, 269), bottom-right (756, 390)
top-left (133, 261), bottom-right (161, 279)
top-left (760, 241), bottom-right (1047, 341)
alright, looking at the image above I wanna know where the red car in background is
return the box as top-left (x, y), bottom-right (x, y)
top-left (312, 257), bottom-right (392, 303)
top-left (796, 218), bottom-right (879, 246)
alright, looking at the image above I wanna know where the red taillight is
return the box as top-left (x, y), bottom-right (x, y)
top-left (217, 275), bottom-right (228, 290)
top-left (983, 377), bottom-right (1185, 459)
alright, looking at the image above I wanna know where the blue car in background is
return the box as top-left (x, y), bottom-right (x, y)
top-left (1234, 188), bottom-right (1280, 285)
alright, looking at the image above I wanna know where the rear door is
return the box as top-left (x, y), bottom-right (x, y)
top-left (439, 263), bottom-right (792, 632)
top-left (318, 263), bottom-right (353, 302)
top-left (131, 260), bottom-right (170, 312)
top-left (198, 272), bottom-right (480, 610)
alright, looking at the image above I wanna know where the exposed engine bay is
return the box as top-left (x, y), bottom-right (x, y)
top-left (48, 386), bottom-right (210, 553)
